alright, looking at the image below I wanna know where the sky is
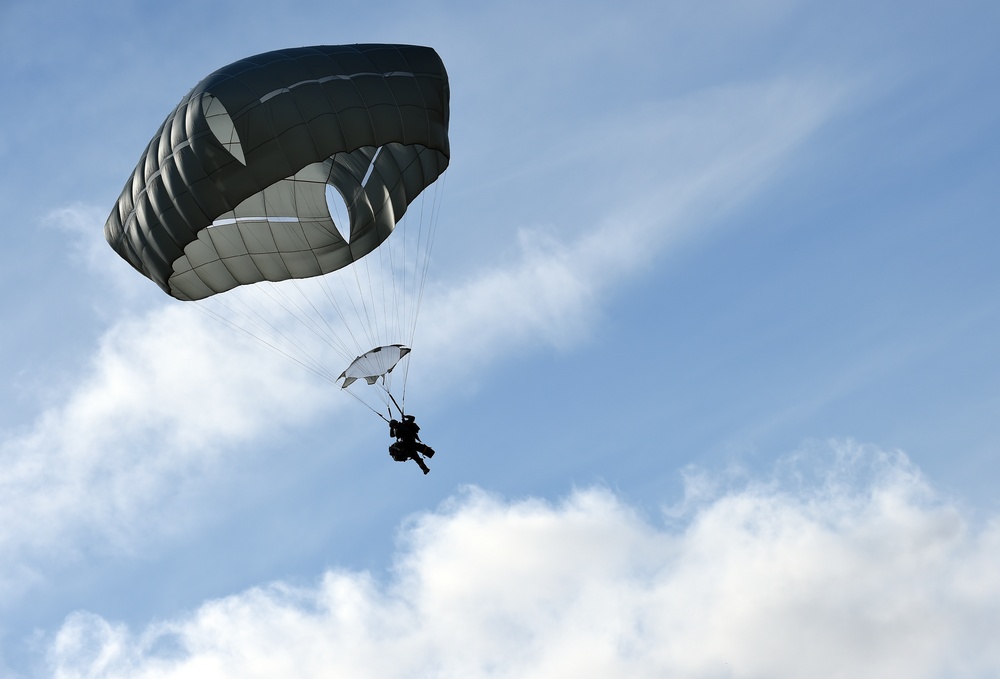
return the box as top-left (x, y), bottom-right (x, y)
top-left (1, 0), bottom-right (999, 676)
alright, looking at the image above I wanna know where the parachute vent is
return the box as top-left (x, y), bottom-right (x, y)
top-left (203, 93), bottom-right (246, 165)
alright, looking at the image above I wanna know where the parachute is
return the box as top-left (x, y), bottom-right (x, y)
top-left (338, 345), bottom-right (411, 388)
top-left (106, 44), bottom-right (450, 417)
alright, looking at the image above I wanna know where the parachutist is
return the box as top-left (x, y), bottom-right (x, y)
top-left (389, 415), bottom-right (436, 474)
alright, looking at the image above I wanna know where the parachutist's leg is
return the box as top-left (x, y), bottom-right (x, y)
top-left (417, 443), bottom-right (434, 458)
top-left (413, 455), bottom-right (431, 475)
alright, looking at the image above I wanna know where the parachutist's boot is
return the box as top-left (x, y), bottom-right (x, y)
top-left (415, 458), bottom-right (431, 475)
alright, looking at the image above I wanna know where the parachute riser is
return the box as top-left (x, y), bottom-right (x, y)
top-left (385, 376), bottom-right (406, 420)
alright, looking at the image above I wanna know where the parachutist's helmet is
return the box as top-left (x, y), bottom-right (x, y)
top-left (403, 415), bottom-right (415, 422)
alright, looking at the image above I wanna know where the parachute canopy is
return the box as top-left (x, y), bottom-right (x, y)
top-left (337, 344), bottom-right (411, 388)
top-left (105, 44), bottom-right (450, 302)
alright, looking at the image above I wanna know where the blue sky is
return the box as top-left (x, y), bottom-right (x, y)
top-left (1, 0), bottom-right (999, 676)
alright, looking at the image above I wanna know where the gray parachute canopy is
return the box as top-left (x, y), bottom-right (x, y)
top-left (105, 44), bottom-right (450, 301)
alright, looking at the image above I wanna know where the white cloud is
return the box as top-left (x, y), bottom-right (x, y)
top-left (0, 298), bottom-right (334, 595)
top-left (45, 442), bottom-right (1000, 679)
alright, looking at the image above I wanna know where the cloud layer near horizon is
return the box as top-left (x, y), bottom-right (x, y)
top-left (48, 443), bottom-right (1000, 679)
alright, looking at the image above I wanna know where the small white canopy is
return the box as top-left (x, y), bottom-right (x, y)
top-left (337, 345), bottom-right (410, 388)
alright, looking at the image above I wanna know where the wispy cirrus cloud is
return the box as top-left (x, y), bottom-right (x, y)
top-left (416, 76), bottom-right (851, 384)
top-left (47, 442), bottom-right (1000, 679)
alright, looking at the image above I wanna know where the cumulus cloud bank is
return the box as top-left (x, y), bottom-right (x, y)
top-left (48, 443), bottom-right (1000, 679)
